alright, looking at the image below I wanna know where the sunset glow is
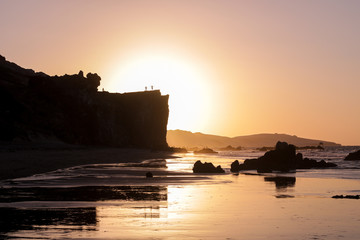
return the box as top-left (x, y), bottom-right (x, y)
top-left (106, 49), bottom-right (215, 131)
top-left (1, 0), bottom-right (360, 145)
top-left (2, 1), bottom-right (360, 239)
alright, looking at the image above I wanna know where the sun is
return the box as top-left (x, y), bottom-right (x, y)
top-left (104, 50), bottom-right (214, 132)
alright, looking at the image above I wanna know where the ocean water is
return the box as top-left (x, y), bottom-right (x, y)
top-left (1, 146), bottom-right (360, 239)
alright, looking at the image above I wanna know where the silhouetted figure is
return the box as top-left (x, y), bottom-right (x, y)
top-left (145, 86), bottom-right (147, 91)
top-left (151, 85), bottom-right (153, 90)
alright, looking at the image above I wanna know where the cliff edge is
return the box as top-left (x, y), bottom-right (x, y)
top-left (0, 55), bottom-right (169, 149)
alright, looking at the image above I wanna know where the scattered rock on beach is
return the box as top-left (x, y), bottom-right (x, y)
top-left (344, 150), bottom-right (360, 161)
top-left (231, 141), bottom-right (337, 173)
top-left (296, 158), bottom-right (337, 169)
top-left (230, 160), bottom-right (241, 172)
top-left (220, 145), bottom-right (242, 151)
top-left (194, 148), bottom-right (218, 154)
top-left (193, 160), bottom-right (225, 173)
top-left (332, 195), bottom-right (360, 199)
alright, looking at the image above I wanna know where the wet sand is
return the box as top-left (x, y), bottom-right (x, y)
top-left (0, 147), bottom-right (173, 180)
top-left (2, 172), bottom-right (360, 240)
top-left (1, 152), bottom-right (360, 239)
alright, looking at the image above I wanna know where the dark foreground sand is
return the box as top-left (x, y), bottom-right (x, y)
top-left (0, 146), bottom-right (173, 180)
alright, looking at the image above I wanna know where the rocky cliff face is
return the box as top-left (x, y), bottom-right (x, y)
top-left (0, 55), bottom-right (169, 149)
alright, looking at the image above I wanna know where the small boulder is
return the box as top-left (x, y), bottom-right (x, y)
top-left (230, 160), bottom-right (240, 172)
top-left (332, 195), bottom-right (360, 199)
top-left (233, 141), bottom-right (337, 172)
top-left (193, 160), bottom-right (225, 173)
top-left (344, 149), bottom-right (360, 161)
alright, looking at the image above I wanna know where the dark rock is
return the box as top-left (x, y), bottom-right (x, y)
top-left (296, 158), bottom-right (337, 169)
top-left (220, 145), bottom-right (242, 151)
top-left (192, 160), bottom-right (225, 173)
top-left (194, 148), bottom-right (218, 154)
top-left (232, 141), bottom-right (337, 173)
top-left (146, 172), bottom-right (153, 178)
top-left (257, 146), bottom-right (274, 151)
top-left (344, 150), bottom-right (360, 161)
top-left (332, 195), bottom-right (360, 199)
top-left (230, 160), bottom-right (240, 172)
top-left (296, 145), bottom-right (324, 150)
top-left (256, 141), bottom-right (297, 172)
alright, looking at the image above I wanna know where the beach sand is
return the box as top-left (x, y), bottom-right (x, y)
top-left (2, 171), bottom-right (360, 239)
top-left (1, 151), bottom-right (360, 239)
top-left (0, 146), bottom-right (173, 180)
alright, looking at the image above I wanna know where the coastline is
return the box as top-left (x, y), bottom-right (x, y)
top-left (2, 171), bottom-right (360, 239)
top-left (1, 149), bottom-right (360, 239)
top-left (0, 146), bottom-right (174, 180)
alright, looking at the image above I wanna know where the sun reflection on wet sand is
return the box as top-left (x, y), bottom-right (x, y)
top-left (67, 175), bottom-right (360, 240)
top-left (2, 155), bottom-right (360, 239)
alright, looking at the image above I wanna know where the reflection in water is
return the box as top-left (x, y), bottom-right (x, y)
top-left (0, 186), bottom-right (167, 202)
top-left (0, 185), bottom-right (168, 238)
top-left (1, 153), bottom-right (360, 239)
top-left (264, 176), bottom-right (296, 190)
top-left (0, 207), bottom-right (97, 236)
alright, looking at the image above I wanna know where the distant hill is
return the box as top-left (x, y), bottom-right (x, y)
top-left (167, 130), bottom-right (341, 149)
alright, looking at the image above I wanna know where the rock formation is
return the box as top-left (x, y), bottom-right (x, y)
top-left (194, 148), bottom-right (218, 154)
top-left (344, 149), bottom-right (360, 161)
top-left (192, 160), bottom-right (225, 173)
top-left (230, 141), bottom-right (337, 173)
top-left (0, 55), bottom-right (169, 149)
top-left (220, 145), bottom-right (242, 151)
top-left (332, 195), bottom-right (360, 199)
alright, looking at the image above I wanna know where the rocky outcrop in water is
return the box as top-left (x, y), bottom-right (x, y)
top-left (220, 145), bottom-right (242, 151)
top-left (193, 160), bottom-right (225, 173)
top-left (332, 195), bottom-right (360, 199)
top-left (0, 55), bottom-right (169, 149)
top-left (344, 150), bottom-right (360, 161)
top-left (230, 141), bottom-right (337, 173)
top-left (194, 147), bottom-right (218, 154)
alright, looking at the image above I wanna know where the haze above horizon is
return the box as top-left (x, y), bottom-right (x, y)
top-left (1, 0), bottom-right (359, 145)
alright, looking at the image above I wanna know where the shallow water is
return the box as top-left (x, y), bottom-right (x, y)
top-left (1, 147), bottom-right (360, 239)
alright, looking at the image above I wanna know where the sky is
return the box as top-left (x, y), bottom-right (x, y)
top-left (1, 0), bottom-right (359, 145)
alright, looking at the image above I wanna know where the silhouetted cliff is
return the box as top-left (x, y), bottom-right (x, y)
top-left (0, 55), bottom-right (169, 149)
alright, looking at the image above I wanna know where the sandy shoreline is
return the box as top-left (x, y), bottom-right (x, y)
top-left (0, 146), bottom-right (174, 180)
top-left (1, 149), bottom-right (360, 239)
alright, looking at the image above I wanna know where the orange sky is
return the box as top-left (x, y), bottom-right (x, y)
top-left (1, 1), bottom-right (359, 145)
